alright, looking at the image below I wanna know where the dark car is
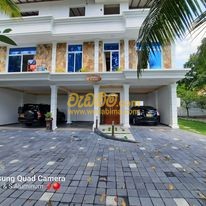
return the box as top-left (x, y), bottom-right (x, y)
top-left (18, 104), bottom-right (65, 126)
top-left (130, 106), bottom-right (160, 125)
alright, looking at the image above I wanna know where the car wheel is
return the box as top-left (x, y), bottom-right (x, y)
top-left (132, 118), bottom-right (136, 125)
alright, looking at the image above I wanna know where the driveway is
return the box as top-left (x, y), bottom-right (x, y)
top-left (0, 127), bottom-right (205, 205)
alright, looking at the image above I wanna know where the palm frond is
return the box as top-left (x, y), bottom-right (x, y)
top-left (192, 11), bottom-right (206, 30)
top-left (137, 0), bottom-right (206, 77)
top-left (0, 0), bottom-right (20, 17)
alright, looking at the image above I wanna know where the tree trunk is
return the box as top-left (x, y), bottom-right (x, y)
top-left (186, 107), bottom-right (190, 117)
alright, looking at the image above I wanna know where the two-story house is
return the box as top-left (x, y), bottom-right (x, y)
top-left (0, 0), bottom-right (188, 130)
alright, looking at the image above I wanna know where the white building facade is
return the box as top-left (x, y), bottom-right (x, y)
top-left (0, 0), bottom-right (188, 130)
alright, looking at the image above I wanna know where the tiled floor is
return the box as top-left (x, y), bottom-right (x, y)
top-left (0, 126), bottom-right (205, 205)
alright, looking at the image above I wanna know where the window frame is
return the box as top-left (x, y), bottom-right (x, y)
top-left (103, 42), bottom-right (120, 72)
top-left (104, 4), bottom-right (120, 15)
top-left (20, 11), bottom-right (39, 17)
top-left (69, 6), bottom-right (86, 17)
top-left (67, 43), bottom-right (83, 73)
top-left (7, 46), bottom-right (36, 73)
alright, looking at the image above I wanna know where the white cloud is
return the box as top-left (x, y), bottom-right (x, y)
top-left (175, 27), bottom-right (206, 68)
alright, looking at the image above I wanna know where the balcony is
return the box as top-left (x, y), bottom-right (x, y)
top-left (0, 9), bottom-right (148, 43)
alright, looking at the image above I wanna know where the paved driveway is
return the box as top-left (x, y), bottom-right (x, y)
top-left (0, 127), bottom-right (205, 206)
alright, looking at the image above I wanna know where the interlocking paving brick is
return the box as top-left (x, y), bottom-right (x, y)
top-left (174, 198), bottom-right (190, 206)
top-left (0, 127), bottom-right (205, 205)
top-left (39, 192), bottom-right (53, 201)
top-left (172, 163), bottom-right (183, 169)
top-left (9, 159), bottom-right (20, 164)
top-left (151, 198), bottom-right (165, 206)
top-left (128, 196), bottom-right (141, 205)
top-left (129, 163), bottom-right (137, 168)
top-left (87, 162), bottom-right (95, 167)
top-left (106, 196), bottom-right (117, 206)
top-left (46, 161), bottom-right (55, 166)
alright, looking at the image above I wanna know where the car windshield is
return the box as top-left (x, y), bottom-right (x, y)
top-left (23, 105), bottom-right (39, 111)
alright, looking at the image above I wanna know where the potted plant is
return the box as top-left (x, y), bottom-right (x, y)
top-left (45, 112), bottom-right (53, 131)
top-left (80, 67), bottom-right (88, 72)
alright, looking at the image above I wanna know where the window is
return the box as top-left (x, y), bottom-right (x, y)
top-left (104, 4), bottom-right (120, 15)
top-left (69, 7), bottom-right (85, 17)
top-left (21, 11), bottom-right (39, 17)
top-left (136, 43), bottom-right (162, 69)
top-left (149, 43), bottom-right (162, 69)
top-left (104, 43), bottom-right (119, 72)
top-left (68, 45), bottom-right (82, 72)
top-left (8, 47), bottom-right (36, 72)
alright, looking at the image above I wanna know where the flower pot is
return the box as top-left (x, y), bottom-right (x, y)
top-left (45, 118), bottom-right (53, 131)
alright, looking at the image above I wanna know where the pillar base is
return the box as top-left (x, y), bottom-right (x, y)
top-left (52, 126), bottom-right (57, 131)
top-left (123, 124), bottom-right (130, 128)
top-left (169, 124), bottom-right (179, 129)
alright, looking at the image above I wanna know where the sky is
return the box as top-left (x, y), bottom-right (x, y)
top-left (175, 28), bottom-right (206, 68)
top-left (175, 1), bottom-right (206, 68)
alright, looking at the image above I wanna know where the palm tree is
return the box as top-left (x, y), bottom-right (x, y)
top-left (0, 0), bottom-right (20, 45)
top-left (137, 0), bottom-right (206, 76)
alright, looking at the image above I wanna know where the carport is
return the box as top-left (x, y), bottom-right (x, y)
top-left (130, 84), bottom-right (178, 128)
top-left (0, 69), bottom-right (188, 130)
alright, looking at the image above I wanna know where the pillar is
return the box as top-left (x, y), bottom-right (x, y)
top-left (51, 42), bottom-right (57, 73)
top-left (94, 40), bottom-right (99, 73)
top-left (67, 92), bottom-right (72, 124)
top-left (123, 84), bottom-right (130, 128)
top-left (170, 83), bottom-right (179, 128)
top-left (50, 85), bottom-right (58, 130)
top-left (93, 84), bottom-right (100, 130)
top-left (124, 39), bottom-right (129, 70)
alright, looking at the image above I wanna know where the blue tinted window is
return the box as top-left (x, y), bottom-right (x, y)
top-left (112, 52), bottom-right (119, 71)
top-left (149, 44), bottom-right (161, 69)
top-left (104, 43), bottom-right (119, 51)
top-left (75, 53), bottom-right (82, 72)
top-left (9, 47), bottom-right (36, 55)
top-left (68, 53), bottom-right (75, 72)
top-left (68, 45), bottom-right (82, 52)
top-left (68, 44), bottom-right (82, 72)
top-left (136, 43), bottom-right (162, 69)
top-left (8, 56), bottom-right (21, 72)
top-left (149, 50), bottom-right (161, 69)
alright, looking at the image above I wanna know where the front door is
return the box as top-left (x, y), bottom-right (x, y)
top-left (101, 93), bottom-right (120, 125)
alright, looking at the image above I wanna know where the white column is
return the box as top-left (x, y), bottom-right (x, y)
top-left (93, 84), bottom-right (100, 130)
top-left (123, 84), bottom-right (130, 128)
top-left (155, 91), bottom-right (159, 110)
top-left (50, 85), bottom-right (58, 131)
top-left (51, 42), bottom-right (57, 73)
top-left (67, 92), bottom-right (72, 124)
top-left (94, 40), bottom-right (99, 73)
top-left (124, 39), bottom-right (129, 70)
top-left (170, 83), bottom-right (179, 128)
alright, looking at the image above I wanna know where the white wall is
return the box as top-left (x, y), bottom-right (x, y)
top-left (23, 93), bottom-right (37, 104)
top-left (0, 88), bottom-right (23, 125)
top-left (130, 93), bottom-right (147, 106)
top-left (0, 0), bottom-right (129, 20)
top-left (68, 94), bottom-right (93, 122)
top-left (146, 92), bottom-right (158, 108)
top-left (157, 86), bottom-right (170, 125)
top-left (178, 107), bottom-right (206, 117)
top-left (86, 4), bottom-right (104, 16)
top-left (157, 84), bottom-right (178, 128)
